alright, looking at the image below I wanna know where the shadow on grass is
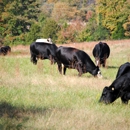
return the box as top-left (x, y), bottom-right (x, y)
top-left (0, 101), bottom-right (50, 129)
top-left (107, 66), bottom-right (119, 69)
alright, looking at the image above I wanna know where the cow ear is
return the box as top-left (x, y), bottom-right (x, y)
top-left (104, 86), bottom-right (111, 91)
top-left (103, 86), bottom-right (109, 92)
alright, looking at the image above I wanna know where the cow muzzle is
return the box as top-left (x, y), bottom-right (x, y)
top-left (97, 70), bottom-right (102, 78)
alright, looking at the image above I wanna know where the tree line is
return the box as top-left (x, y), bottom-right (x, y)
top-left (0, 0), bottom-right (130, 45)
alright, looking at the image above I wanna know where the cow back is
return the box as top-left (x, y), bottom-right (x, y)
top-left (30, 42), bottom-right (57, 56)
top-left (56, 46), bottom-right (78, 65)
top-left (110, 72), bottom-right (130, 91)
top-left (116, 62), bottom-right (130, 79)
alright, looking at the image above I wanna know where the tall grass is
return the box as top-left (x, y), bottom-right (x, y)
top-left (0, 41), bottom-right (130, 130)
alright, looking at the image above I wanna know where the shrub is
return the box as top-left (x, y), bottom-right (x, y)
top-left (112, 23), bottom-right (125, 39)
top-left (41, 18), bottom-right (60, 43)
top-left (25, 24), bottom-right (41, 44)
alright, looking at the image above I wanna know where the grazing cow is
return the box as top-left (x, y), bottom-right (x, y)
top-left (35, 38), bottom-right (52, 43)
top-left (30, 42), bottom-right (58, 65)
top-left (0, 46), bottom-right (11, 55)
top-left (99, 72), bottom-right (130, 104)
top-left (116, 62), bottom-right (130, 79)
top-left (93, 42), bottom-right (110, 67)
top-left (56, 46), bottom-right (102, 77)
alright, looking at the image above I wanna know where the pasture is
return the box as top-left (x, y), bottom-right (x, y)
top-left (0, 40), bottom-right (130, 130)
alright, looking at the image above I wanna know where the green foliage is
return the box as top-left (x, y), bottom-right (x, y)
top-left (78, 14), bottom-right (110, 42)
top-left (41, 18), bottom-right (60, 43)
top-left (112, 22), bottom-right (125, 39)
top-left (75, 30), bottom-right (87, 42)
top-left (97, 0), bottom-right (129, 38)
top-left (0, 0), bottom-right (130, 45)
top-left (93, 25), bottom-right (110, 41)
top-left (25, 24), bottom-right (41, 44)
top-left (123, 15), bottom-right (130, 37)
top-left (1, 0), bottom-right (40, 45)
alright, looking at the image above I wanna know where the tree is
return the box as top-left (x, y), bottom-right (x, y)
top-left (57, 19), bottom-right (85, 43)
top-left (1, 0), bottom-right (40, 45)
top-left (96, 0), bottom-right (129, 39)
top-left (123, 15), bottom-right (130, 37)
top-left (41, 18), bottom-right (60, 42)
top-left (112, 22), bottom-right (125, 39)
top-left (51, 2), bottom-right (79, 23)
top-left (26, 24), bottom-right (41, 44)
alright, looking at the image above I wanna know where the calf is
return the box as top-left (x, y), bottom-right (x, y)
top-left (99, 72), bottom-right (130, 104)
top-left (93, 42), bottom-right (110, 67)
top-left (56, 46), bottom-right (102, 77)
top-left (30, 42), bottom-right (58, 65)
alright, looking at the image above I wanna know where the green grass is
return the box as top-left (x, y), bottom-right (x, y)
top-left (0, 42), bottom-right (130, 130)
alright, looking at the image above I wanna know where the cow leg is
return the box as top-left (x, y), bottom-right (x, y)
top-left (121, 93), bottom-right (129, 104)
top-left (96, 58), bottom-right (100, 67)
top-left (121, 92), bottom-right (130, 104)
top-left (121, 97), bottom-right (128, 104)
top-left (63, 66), bottom-right (67, 75)
top-left (103, 55), bottom-right (107, 67)
top-left (31, 55), bottom-right (37, 64)
top-left (76, 62), bottom-right (83, 76)
top-left (126, 93), bottom-right (130, 99)
top-left (57, 63), bottom-right (62, 74)
top-left (102, 59), bottom-right (106, 67)
top-left (49, 55), bottom-right (54, 65)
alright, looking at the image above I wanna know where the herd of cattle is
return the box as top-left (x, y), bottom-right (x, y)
top-left (30, 39), bottom-right (130, 104)
top-left (1, 39), bottom-right (130, 105)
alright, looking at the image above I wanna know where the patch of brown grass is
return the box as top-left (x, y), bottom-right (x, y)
top-left (10, 39), bottom-right (130, 58)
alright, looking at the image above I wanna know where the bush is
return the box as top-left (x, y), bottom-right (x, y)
top-left (92, 25), bottom-right (110, 41)
top-left (25, 24), bottom-right (41, 44)
top-left (41, 18), bottom-right (60, 43)
top-left (112, 23), bottom-right (125, 39)
top-left (80, 25), bottom-right (110, 42)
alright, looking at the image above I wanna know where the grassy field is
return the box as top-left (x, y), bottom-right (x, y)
top-left (0, 40), bottom-right (130, 130)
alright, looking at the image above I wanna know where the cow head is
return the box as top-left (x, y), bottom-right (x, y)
top-left (99, 87), bottom-right (117, 104)
top-left (31, 56), bottom-right (37, 65)
top-left (93, 66), bottom-right (102, 78)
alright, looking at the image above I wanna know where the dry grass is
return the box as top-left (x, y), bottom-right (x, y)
top-left (0, 40), bottom-right (130, 130)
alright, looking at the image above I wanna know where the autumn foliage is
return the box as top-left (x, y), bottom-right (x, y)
top-left (0, 0), bottom-right (130, 45)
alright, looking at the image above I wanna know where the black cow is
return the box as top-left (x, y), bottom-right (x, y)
top-left (116, 62), bottom-right (130, 79)
top-left (56, 46), bottom-right (102, 77)
top-left (99, 72), bottom-right (130, 104)
top-left (30, 42), bottom-right (58, 65)
top-left (93, 42), bottom-right (110, 67)
top-left (0, 46), bottom-right (11, 55)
